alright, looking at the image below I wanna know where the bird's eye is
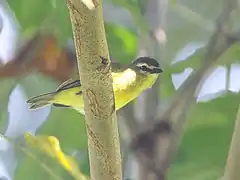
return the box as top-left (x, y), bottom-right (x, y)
top-left (141, 65), bottom-right (148, 71)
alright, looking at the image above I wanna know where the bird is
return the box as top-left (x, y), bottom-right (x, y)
top-left (27, 57), bottom-right (163, 115)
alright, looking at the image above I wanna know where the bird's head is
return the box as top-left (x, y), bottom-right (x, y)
top-left (130, 57), bottom-right (163, 75)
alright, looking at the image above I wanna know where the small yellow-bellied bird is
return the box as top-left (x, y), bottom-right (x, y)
top-left (27, 57), bottom-right (163, 114)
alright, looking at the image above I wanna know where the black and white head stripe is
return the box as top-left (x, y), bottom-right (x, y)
top-left (132, 57), bottom-right (160, 68)
top-left (131, 57), bottom-right (163, 74)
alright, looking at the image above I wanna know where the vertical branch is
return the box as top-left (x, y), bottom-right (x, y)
top-left (223, 105), bottom-right (240, 180)
top-left (66, 1), bottom-right (122, 180)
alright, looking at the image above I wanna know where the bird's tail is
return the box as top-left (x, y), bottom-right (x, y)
top-left (27, 92), bottom-right (56, 109)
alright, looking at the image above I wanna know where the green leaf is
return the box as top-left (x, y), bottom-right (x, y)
top-left (14, 74), bottom-right (89, 179)
top-left (51, 1), bottom-right (73, 44)
top-left (160, 70), bottom-right (176, 98)
top-left (15, 108), bottom-right (88, 180)
top-left (8, 0), bottom-right (72, 45)
top-left (0, 79), bottom-right (17, 109)
top-left (169, 91), bottom-right (240, 180)
top-left (15, 109), bottom-right (88, 180)
top-left (8, 0), bottom-right (53, 33)
top-left (0, 79), bottom-right (17, 129)
top-left (105, 23), bottom-right (138, 63)
top-left (24, 133), bottom-right (89, 180)
top-left (105, 0), bottom-right (147, 33)
top-left (15, 149), bottom-right (71, 180)
top-left (19, 74), bottom-right (59, 98)
top-left (217, 43), bottom-right (240, 66)
top-left (38, 108), bottom-right (87, 151)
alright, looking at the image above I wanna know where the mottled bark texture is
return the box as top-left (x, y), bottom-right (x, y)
top-left (66, 1), bottom-right (122, 180)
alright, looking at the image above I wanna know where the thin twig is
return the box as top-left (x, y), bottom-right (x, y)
top-left (223, 105), bottom-right (240, 180)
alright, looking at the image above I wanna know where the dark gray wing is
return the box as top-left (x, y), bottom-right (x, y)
top-left (56, 77), bottom-right (81, 92)
top-left (111, 62), bottom-right (128, 72)
top-left (56, 62), bottom-right (126, 92)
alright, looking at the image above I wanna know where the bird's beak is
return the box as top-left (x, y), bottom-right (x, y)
top-left (151, 68), bottom-right (163, 74)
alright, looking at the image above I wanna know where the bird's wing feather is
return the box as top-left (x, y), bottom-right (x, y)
top-left (56, 77), bottom-right (81, 92)
top-left (56, 62), bottom-right (127, 92)
top-left (111, 62), bottom-right (128, 72)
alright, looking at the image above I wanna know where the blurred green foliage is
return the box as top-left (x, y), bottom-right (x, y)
top-left (105, 23), bottom-right (138, 63)
top-left (170, 92), bottom-right (240, 180)
top-left (2, 0), bottom-right (239, 180)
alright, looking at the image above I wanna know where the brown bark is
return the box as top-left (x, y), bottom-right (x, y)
top-left (66, 0), bottom-right (122, 180)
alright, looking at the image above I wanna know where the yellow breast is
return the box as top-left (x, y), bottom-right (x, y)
top-left (112, 69), bottom-right (158, 109)
top-left (52, 69), bottom-right (158, 112)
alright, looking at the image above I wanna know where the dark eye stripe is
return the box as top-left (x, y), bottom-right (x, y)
top-left (141, 65), bottom-right (148, 71)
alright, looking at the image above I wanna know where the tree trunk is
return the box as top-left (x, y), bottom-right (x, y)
top-left (66, 1), bottom-right (122, 180)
